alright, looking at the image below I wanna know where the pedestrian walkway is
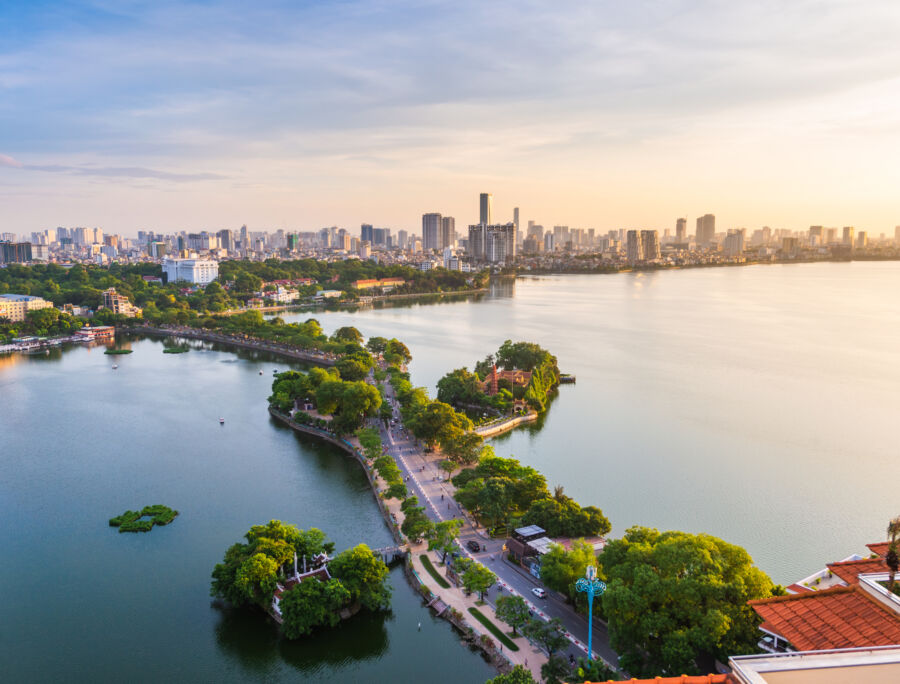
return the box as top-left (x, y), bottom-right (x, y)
top-left (410, 544), bottom-right (547, 680)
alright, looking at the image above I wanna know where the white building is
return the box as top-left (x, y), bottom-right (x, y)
top-left (163, 258), bottom-right (219, 284)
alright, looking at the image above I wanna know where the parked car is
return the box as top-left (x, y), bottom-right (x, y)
top-left (466, 540), bottom-right (481, 553)
top-left (531, 587), bottom-right (547, 599)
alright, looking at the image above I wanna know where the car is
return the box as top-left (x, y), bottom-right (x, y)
top-left (466, 540), bottom-right (481, 553)
top-left (531, 587), bottom-right (547, 599)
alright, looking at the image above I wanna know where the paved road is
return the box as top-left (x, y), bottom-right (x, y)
top-left (373, 372), bottom-right (619, 669)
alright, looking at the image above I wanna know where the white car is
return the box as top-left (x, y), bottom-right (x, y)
top-left (531, 587), bottom-right (547, 599)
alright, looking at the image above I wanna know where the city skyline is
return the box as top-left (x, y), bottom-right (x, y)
top-left (3, 1), bottom-right (900, 236)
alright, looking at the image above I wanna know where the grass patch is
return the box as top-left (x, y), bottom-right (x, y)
top-left (109, 505), bottom-right (179, 533)
top-left (467, 607), bottom-right (519, 651)
top-left (104, 349), bottom-right (133, 355)
top-left (163, 347), bottom-right (189, 354)
top-left (419, 554), bottom-right (451, 589)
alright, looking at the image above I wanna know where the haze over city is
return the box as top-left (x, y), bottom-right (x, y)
top-left (3, 0), bottom-right (900, 236)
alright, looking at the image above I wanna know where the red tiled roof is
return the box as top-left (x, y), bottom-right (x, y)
top-left (786, 583), bottom-right (813, 594)
top-left (828, 558), bottom-right (888, 585)
top-left (749, 585), bottom-right (900, 651)
top-left (868, 542), bottom-right (890, 558)
top-left (579, 676), bottom-right (735, 683)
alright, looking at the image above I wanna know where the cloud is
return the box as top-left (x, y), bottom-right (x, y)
top-left (24, 163), bottom-right (226, 182)
top-left (0, 153), bottom-right (23, 167)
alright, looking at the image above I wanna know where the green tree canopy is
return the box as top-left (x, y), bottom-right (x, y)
top-left (427, 519), bottom-right (463, 563)
top-left (461, 562), bottom-right (497, 601)
top-left (599, 526), bottom-right (775, 677)
top-left (281, 577), bottom-right (351, 638)
top-left (494, 594), bottom-right (530, 636)
top-left (328, 544), bottom-right (391, 611)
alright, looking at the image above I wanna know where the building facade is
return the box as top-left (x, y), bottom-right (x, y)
top-left (163, 258), bottom-right (219, 284)
top-left (0, 294), bottom-right (53, 322)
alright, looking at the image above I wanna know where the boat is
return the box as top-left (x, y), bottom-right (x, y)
top-left (219, 417), bottom-right (225, 424)
top-left (259, 370), bottom-right (263, 375)
top-left (112, 364), bottom-right (119, 369)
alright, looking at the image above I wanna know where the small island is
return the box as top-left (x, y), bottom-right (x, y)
top-left (109, 505), bottom-right (179, 532)
top-left (436, 340), bottom-right (561, 419)
top-left (211, 520), bottom-right (391, 638)
top-left (162, 347), bottom-right (189, 354)
top-left (104, 349), bottom-right (133, 355)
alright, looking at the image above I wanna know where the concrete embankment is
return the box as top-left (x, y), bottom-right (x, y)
top-left (474, 411), bottom-right (539, 438)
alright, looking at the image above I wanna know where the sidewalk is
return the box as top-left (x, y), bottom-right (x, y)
top-left (410, 544), bottom-right (547, 680)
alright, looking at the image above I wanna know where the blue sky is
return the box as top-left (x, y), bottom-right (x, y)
top-left (2, 0), bottom-right (900, 235)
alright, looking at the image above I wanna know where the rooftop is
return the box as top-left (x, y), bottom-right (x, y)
top-left (750, 585), bottom-right (900, 651)
top-left (0, 294), bottom-right (43, 301)
top-left (828, 558), bottom-right (889, 585)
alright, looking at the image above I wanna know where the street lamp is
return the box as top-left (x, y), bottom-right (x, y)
top-left (575, 565), bottom-right (606, 661)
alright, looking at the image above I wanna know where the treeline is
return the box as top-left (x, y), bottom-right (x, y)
top-left (0, 307), bottom-right (83, 343)
top-left (210, 520), bottom-right (391, 638)
top-left (219, 258), bottom-right (487, 296)
top-left (452, 454), bottom-right (610, 538)
top-left (437, 340), bottom-right (561, 415)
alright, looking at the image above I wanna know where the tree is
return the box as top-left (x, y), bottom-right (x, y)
top-left (441, 428), bottom-right (484, 464)
top-left (541, 655), bottom-right (571, 684)
top-left (401, 502), bottom-right (434, 542)
top-left (427, 519), bottom-right (463, 563)
top-left (523, 617), bottom-right (568, 657)
top-left (538, 540), bottom-right (596, 604)
top-left (280, 577), bottom-right (351, 638)
top-left (332, 326), bottom-right (363, 344)
top-left (599, 526), bottom-right (774, 677)
top-left (887, 516), bottom-right (900, 594)
top-left (329, 544), bottom-right (391, 611)
top-left (486, 665), bottom-right (536, 684)
top-left (366, 336), bottom-right (389, 353)
top-left (572, 656), bottom-right (619, 683)
top-left (495, 594), bottom-right (530, 636)
top-left (461, 562), bottom-right (497, 601)
top-left (439, 459), bottom-right (458, 479)
top-left (385, 338), bottom-right (412, 363)
top-left (235, 553), bottom-right (279, 604)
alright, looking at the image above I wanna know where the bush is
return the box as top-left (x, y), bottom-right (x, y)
top-left (109, 505), bottom-right (178, 532)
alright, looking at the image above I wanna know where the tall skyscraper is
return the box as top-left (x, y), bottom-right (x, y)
top-left (397, 229), bottom-right (409, 250)
top-left (626, 230), bottom-right (643, 263)
top-left (479, 193), bottom-right (492, 225)
top-left (441, 216), bottom-right (455, 248)
top-left (808, 226), bottom-right (824, 245)
top-left (723, 229), bottom-right (745, 256)
top-left (240, 224), bottom-right (249, 255)
top-left (842, 226), bottom-right (855, 245)
top-left (468, 224), bottom-right (485, 260)
top-left (675, 218), bottom-right (687, 242)
top-left (422, 213), bottom-right (442, 251)
top-left (484, 223), bottom-right (516, 263)
top-left (695, 214), bottom-right (716, 245)
top-left (361, 224), bottom-right (374, 243)
top-left (640, 230), bottom-right (660, 260)
top-left (513, 207), bottom-right (520, 245)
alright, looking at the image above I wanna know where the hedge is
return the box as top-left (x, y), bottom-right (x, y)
top-left (467, 607), bottom-right (519, 651)
top-left (419, 554), bottom-right (451, 589)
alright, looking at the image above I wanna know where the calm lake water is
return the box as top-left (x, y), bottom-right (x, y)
top-left (4, 261), bottom-right (899, 681)
top-left (283, 261), bottom-right (900, 584)
top-left (0, 339), bottom-right (494, 682)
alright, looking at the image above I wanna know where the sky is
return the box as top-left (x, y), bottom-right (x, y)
top-left (2, 0), bottom-right (900, 237)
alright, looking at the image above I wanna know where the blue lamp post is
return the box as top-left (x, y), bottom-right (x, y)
top-left (575, 565), bottom-right (606, 661)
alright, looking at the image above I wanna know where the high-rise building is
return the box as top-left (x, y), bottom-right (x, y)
top-left (513, 207), bottom-right (520, 245)
top-left (373, 227), bottom-right (390, 247)
top-left (675, 218), bottom-right (687, 242)
top-left (857, 231), bottom-right (868, 249)
top-left (723, 229), bottom-right (745, 256)
top-left (163, 258), bottom-right (219, 284)
top-left (842, 226), bottom-right (855, 246)
top-left (808, 226), bottom-right (824, 246)
top-left (485, 223), bottom-right (516, 264)
top-left (240, 224), bottom-right (249, 255)
top-left (102, 288), bottom-right (142, 318)
top-left (467, 224), bottom-right (485, 260)
top-left (640, 230), bottom-right (660, 260)
top-left (422, 213), bottom-right (442, 251)
top-left (358, 241), bottom-right (371, 259)
top-left (527, 223), bottom-right (544, 243)
top-left (543, 233), bottom-right (555, 252)
top-left (895, 226), bottom-right (900, 245)
top-left (479, 193), bottom-right (492, 225)
top-left (286, 233), bottom-right (299, 251)
top-left (397, 230), bottom-right (409, 250)
top-left (696, 214), bottom-right (716, 245)
top-left (361, 224), bottom-right (374, 243)
top-left (0, 241), bottom-right (32, 263)
top-left (441, 216), bottom-right (455, 248)
top-left (625, 230), bottom-right (643, 263)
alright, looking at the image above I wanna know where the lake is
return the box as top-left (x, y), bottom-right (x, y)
top-left (281, 261), bottom-right (900, 584)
